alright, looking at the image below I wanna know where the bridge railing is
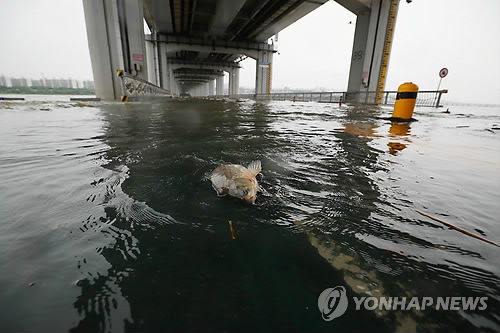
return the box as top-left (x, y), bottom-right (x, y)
top-left (226, 90), bottom-right (447, 107)
top-left (117, 70), bottom-right (171, 101)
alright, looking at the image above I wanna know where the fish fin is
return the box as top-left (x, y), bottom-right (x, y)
top-left (247, 160), bottom-right (262, 176)
top-left (212, 182), bottom-right (228, 196)
top-left (211, 173), bottom-right (229, 194)
top-left (216, 188), bottom-right (228, 197)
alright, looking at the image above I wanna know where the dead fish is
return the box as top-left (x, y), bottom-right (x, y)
top-left (210, 160), bottom-right (262, 204)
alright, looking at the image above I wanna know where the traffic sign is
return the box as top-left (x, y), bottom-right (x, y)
top-left (439, 68), bottom-right (448, 78)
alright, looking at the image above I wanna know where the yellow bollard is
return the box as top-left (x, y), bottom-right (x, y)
top-left (392, 82), bottom-right (418, 121)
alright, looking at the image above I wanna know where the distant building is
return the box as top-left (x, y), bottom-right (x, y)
top-left (0, 75), bottom-right (94, 90)
top-left (10, 78), bottom-right (28, 87)
top-left (83, 80), bottom-right (95, 89)
top-left (31, 79), bottom-right (43, 87)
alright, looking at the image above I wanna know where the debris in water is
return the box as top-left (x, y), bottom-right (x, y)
top-left (228, 220), bottom-right (236, 240)
top-left (416, 210), bottom-right (500, 248)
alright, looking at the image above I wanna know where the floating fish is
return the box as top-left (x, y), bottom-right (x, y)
top-left (210, 160), bottom-right (262, 204)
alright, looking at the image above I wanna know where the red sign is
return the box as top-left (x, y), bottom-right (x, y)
top-left (132, 54), bottom-right (144, 61)
top-left (439, 68), bottom-right (448, 78)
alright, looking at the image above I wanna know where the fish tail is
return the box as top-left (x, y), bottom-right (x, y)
top-left (247, 160), bottom-right (262, 176)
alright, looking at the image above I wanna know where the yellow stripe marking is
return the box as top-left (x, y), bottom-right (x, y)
top-left (376, 0), bottom-right (399, 103)
top-left (267, 63), bottom-right (272, 96)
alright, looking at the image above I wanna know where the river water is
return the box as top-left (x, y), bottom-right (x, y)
top-left (0, 95), bottom-right (499, 332)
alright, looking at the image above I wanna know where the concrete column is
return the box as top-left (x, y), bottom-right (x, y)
top-left (168, 67), bottom-right (178, 96)
top-left (145, 39), bottom-right (156, 84)
top-left (228, 68), bottom-right (240, 96)
top-left (216, 75), bottom-right (224, 96)
top-left (82, 0), bottom-right (124, 100)
top-left (194, 85), bottom-right (201, 97)
top-left (255, 50), bottom-right (273, 95)
top-left (153, 33), bottom-right (160, 86)
top-left (145, 31), bottom-right (160, 86)
top-left (120, 0), bottom-right (147, 80)
top-left (83, 0), bottom-right (148, 100)
top-left (228, 69), bottom-right (234, 96)
top-left (233, 67), bottom-right (239, 96)
top-left (208, 80), bottom-right (215, 96)
top-left (347, 0), bottom-right (398, 96)
top-left (159, 43), bottom-right (169, 90)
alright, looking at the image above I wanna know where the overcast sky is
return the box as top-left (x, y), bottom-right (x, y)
top-left (0, 0), bottom-right (499, 103)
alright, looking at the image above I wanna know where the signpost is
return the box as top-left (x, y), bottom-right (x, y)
top-left (437, 67), bottom-right (448, 91)
top-left (435, 68), bottom-right (448, 108)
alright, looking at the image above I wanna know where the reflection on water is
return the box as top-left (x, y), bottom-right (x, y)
top-left (387, 122), bottom-right (410, 155)
top-left (0, 98), bottom-right (499, 332)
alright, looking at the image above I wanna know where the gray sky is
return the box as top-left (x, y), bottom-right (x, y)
top-left (0, 0), bottom-right (499, 103)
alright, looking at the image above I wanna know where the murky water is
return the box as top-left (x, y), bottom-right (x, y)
top-left (1, 95), bottom-right (499, 332)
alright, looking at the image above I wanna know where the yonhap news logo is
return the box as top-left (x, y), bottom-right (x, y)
top-left (317, 286), bottom-right (349, 321)
top-left (318, 286), bottom-right (488, 321)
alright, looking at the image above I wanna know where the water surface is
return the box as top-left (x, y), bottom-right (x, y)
top-left (0, 95), bottom-right (499, 332)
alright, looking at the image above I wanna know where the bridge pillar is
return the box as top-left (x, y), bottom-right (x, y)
top-left (346, 0), bottom-right (398, 102)
top-left (82, 0), bottom-right (148, 100)
top-left (228, 68), bottom-right (240, 97)
top-left (145, 39), bottom-right (156, 85)
top-left (168, 67), bottom-right (178, 96)
top-left (208, 80), bottom-right (215, 96)
top-left (216, 76), bottom-right (224, 96)
top-left (158, 43), bottom-right (169, 91)
top-left (255, 50), bottom-right (273, 96)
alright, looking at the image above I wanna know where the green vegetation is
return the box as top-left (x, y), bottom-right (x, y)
top-left (0, 87), bottom-right (95, 95)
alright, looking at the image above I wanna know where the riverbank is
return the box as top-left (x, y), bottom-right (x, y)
top-left (0, 87), bottom-right (95, 95)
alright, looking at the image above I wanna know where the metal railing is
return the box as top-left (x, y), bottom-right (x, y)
top-left (221, 90), bottom-right (447, 107)
top-left (117, 70), bottom-right (171, 101)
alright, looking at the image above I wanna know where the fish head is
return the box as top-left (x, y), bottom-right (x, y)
top-left (234, 178), bottom-right (257, 204)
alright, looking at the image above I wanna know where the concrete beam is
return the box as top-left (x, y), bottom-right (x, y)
top-left (143, 0), bottom-right (172, 33)
top-left (168, 60), bottom-right (240, 72)
top-left (174, 74), bottom-right (219, 81)
top-left (253, 0), bottom-right (330, 41)
top-left (146, 34), bottom-right (276, 59)
top-left (208, 0), bottom-right (247, 36)
top-left (335, 0), bottom-right (372, 15)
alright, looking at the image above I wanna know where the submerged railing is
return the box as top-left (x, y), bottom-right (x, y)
top-left (117, 70), bottom-right (171, 101)
top-left (224, 89), bottom-right (447, 107)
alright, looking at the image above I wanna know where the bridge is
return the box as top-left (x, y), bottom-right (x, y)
top-left (83, 0), bottom-right (400, 101)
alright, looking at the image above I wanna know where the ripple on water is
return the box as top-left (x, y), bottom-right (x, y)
top-left (0, 99), bottom-right (498, 332)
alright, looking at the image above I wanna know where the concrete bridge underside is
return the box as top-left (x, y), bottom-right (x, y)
top-left (83, 0), bottom-right (399, 100)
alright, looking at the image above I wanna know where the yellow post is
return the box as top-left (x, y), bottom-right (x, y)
top-left (392, 82), bottom-right (418, 120)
